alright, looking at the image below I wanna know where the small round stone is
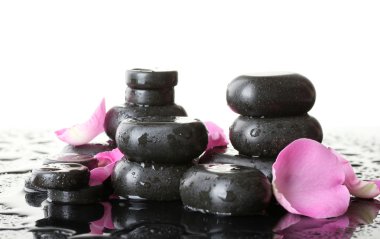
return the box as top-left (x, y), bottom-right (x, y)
top-left (47, 185), bottom-right (105, 204)
top-left (43, 202), bottom-right (103, 222)
top-left (30, 163), bottom-right (90, 190)
top-left (230, 114), bottom-right (323, 157)
top-left (227, 72), bottom-right (316, 117)
top-left (112, 158), bottom-right (190, 201)
top-left (43, 153), bottom-right (98, 170)
top-left (61, 143), bottom-right (114, 156)
top-left (116, 116), bottom-right (208, 164)
top-left (180, 164), bottom-right (272, 215)
top-left (104, 104), bottom-right (187, 140)
top-left (126, 69), bottom-right (178, 89)
top-left (125, 88), bottom-right (174, 106)
top-left (199, 147), bottom-right (274, 180)
top-left (25, 192), bottom-right (47, 207)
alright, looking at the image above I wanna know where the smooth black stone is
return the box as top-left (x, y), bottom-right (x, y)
top-left (35, 218), bottom-right (90, 235)
top-left (227, 72), bottom-right (316, 117)
top-left (43, 202), bottom-right (104, 222)
top-left (30, 163), bottom-right (90, 190)
top-left (30, 227), bottom-right (76, 239)
top-left (230, 114), bottom-right (323, 157)
top-left (104, 104), bottom-right (187, 140)
top-left (126, 69), bottom-right (178, 89)
top-left (180, 164), bottom-right (272, 215)
top-left (43, 153), bottom-right (98, 170)
top-left (116, 117), bottom-right (208, 164)
top-left (47, 185), bottom-right (105, 204)
top-left (125, 88), bottom-right (175, 106)
top-left (111, 200), bottom-right (183, 229)
top-left (199, 147), bottom-right (275, 180)
top-left (61, 143), bottom-right (115, 157)
top-left (111, 223), bottom-right (185, 239)
top-left (25, 192), bottom-right (47, 207)
top-left (24, 174), bottom-right (47, 193)
top-left (112, 159), bottom-right (190, 201)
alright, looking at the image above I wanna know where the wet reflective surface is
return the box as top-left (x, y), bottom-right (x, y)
top-left (0, 129), bottom-right (380, 238)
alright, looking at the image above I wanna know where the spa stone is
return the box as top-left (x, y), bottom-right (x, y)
top-left (126, 69), bottom-right (178, 89)
top-left (199, 147), bottom-right (274, 180)
top-left (125, 88), bottom-right (175, 106)
top-left (116, 116), bottom-right (208, 164)
top-left (43, 153), bottom-right (98, 170)
top-left (230, 114), bottom-right (323, 157)
top-left (180, 164), bottom-right (272, 215)
top-left (227, 72), bottom-right (316, 117)
top-left (30, 163), bottom-right (90, 190)
top-left (47, 185), bottom-right (106, 204)
top-left (104, 104), bottom-right (187, 140)
top-left (43, 202), bottom-right (103, 222)
top-left (112, 158), bottom-right (190, 201)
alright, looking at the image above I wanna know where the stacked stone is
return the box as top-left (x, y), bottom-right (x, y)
top-left (227, 72), bottom-right (323, 157)
top-left (104, 69), bottom-right (187, 141)
top-left (112, 71), bottom-right (208, 201)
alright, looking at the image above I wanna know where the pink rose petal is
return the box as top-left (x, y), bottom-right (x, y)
top-left (203, 121), bottom-right (229, 150)
top-left (90, 202), bottom-right (114, 234)
top-left (89, 148), bottom-right (124, 186)
top-left (273, 138), bottom-right (350, 218)
top-left (55, 98), bottom-right (106, 146)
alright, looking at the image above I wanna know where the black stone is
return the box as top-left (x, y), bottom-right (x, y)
top-left (227, 72), bottom-right (316, 117)
top-left (30, 227), bottom-right (76, 239)
top-left (104, 104), bottom-right (187, 140)
top-left (61, 143), bottom-right (114, 157)
top-left (43, 153), bottom-right (98, 170)
top-left (35, 218), bottom-right (90, 235)
top-left (125, 88), bottom-right (175, 106)
top-left (111, 223), bottom-right (185, 239)
top-left (24, 174), bottom-right (47, 193)
top-left (25, 192), bottom-right (47, 207)
top-left (43, 202), bottom-right (104, 222)
top-left (180, 164), bottom-right (272, 215)
top-left (116, 116), bottom-right (208, 164)
top-left (199, 147), bottom-right (275, 180)
top-left (30, 163), bottom-right (90, 190)
top-left (230, 114), bottom-right (323, 157)
top-left (111, 200), bottom-right (183, 229)
top-left (126, 69), bottom-right (178, 89)
top-left (47, 185), bottom-right (105, 204)
top-left (112, 159), bottom-right (190, 201)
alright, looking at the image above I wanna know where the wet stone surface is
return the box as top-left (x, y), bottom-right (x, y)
top-left (0, 129), bottom-right (380, 238)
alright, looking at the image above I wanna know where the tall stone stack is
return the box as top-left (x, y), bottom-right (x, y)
top-left (227, 72), bottom-right (323, 157)
top-left (104, 69), bottom-right (187, 141)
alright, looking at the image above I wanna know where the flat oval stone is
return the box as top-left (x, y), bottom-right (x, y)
top-left (199, 147), bottom-right (274, 180)
top-left (43, 153), bottom-right (98, 170)
top-left (112, 158), bottom-right (190, 201)
top-left (61, 143), bottom-right (114, 156)
top-left (116, 116), bottom-right (208, 164)
top-left (126, 69), bottom-right (178, 89)
top-left (125, 88), bottom-right (174, 106)
top-left (43, 202), bottom-right (103, 222)
top-left (227, 72), bottom-right (316, 117)
top-left (30, 163), bottom-right (90, 190)
top-left (24, 174), bottom-right (47, 193)
top-left (180, 164), bottom-right (272, 215)
top-left (104, 104), bottom-right (187, 140)
top-left (230, 114), bottom-right (323, 157)
top-left (47, 185), bottom-right (105, 204)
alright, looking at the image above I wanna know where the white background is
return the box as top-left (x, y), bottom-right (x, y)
top-left (1, 0), bottom-right (380, 132)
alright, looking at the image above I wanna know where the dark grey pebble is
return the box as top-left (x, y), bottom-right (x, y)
top-left (47, 185), bottom-right (105, 204)
top-left (43, 153), bottom-right (98, 170)
top-left (180, 164), bottom-right (272, 215)
top-left (116, 117), bottom-right (208, 164)
top-left (24, 174), bottom-right (47, 193)
top-left (43, 202), bottom-right (104, 222)
top-left (104, 104), bottom-right (187, 140)
top-left (199, 147), bottom-right (275, 180)
top-left (112, 158), bottom-right (191, 201)
top-left (125, 88), bottom-right (174, 106)
top-left (126, 69), bottom-right (178, 89)
top-left (30, 163), bottom-right (90, 190)
top-left (230, 114), bottom-right (323, 157)
top-left (227, 72), bottom-right (316, 117)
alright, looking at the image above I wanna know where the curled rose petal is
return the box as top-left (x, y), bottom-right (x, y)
top-left (273, 138), bottom-right (350, 218)
top-left (55, 98), bottom-right (106, 146)
top-left (90, 148), bottom-right (124, 186)
top-left (90, 202), bottom-right (114, 234)
top-left (203, 121), bottom-right (229, 150)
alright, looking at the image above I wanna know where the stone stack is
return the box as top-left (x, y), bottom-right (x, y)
top-left (104, 69), bottom-right (187, 141)
top-left (227, 72), bottom-right (323, 157)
